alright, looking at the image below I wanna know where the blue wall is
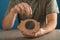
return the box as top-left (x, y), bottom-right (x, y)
top-left (0, 0), bottom-right (60, 30)
top-left (56, 0), bottom-right (60, 29)
top-left (0, 0), bottom-right (9, 29)
top-left (0, 0), bottom-right (18, 30)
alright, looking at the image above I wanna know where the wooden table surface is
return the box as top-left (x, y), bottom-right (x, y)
top-left (0, 29), bottom-right (60, 40)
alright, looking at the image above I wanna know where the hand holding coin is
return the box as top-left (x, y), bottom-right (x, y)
top-left (17, 19), bottom-right (40, 37)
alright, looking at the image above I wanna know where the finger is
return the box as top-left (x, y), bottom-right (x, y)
top-left (25, 3), bottom-right (32, 16)
top-left (18, 3), bottom-right (25, 14)
top-left (35, 32), bottom-right (39, 37)
top-left (24, 3), bottom-right (32, 15)
top-left (35, 31), bottom-right (41, 37)
top-left (21, 3), bottom-right (32, 16)
top-left (14, 5), bottom-right (21, 13)
top-left (28, 6), bottom-right (32, 17)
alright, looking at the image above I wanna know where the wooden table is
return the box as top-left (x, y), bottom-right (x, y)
top-left (0, 30), bottom-right (60, 40)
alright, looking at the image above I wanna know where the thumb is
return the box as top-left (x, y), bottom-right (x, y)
top-left (35, 32), bottom-right (40, 37)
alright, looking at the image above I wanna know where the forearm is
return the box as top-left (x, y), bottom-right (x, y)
top-left (42, 21), bottom-right (57, 34)
top-left (40, 13), bottom-right (57, 35)
top-left (2, 10), bottom-right (17, 30)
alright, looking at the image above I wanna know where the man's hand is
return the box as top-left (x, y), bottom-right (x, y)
top-left (21, 28), bottom-right (45, 38)
top-left (35, 29), bottom-right (41, 37)
top-left (11, 2), bottom-right (32, 16)
top-left (34, 28), bottom-right (45, 37)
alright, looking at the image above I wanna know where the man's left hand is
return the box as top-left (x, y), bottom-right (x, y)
top-left (34, 28), bottom-right (46, 37)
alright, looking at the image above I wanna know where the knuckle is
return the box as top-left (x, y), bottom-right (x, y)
top-left (14, 5), bottom-right (18, 9)
top-left (18, 3), bottom-right (21, 6)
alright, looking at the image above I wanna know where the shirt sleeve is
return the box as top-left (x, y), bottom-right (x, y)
top-left (5, 0), bottom-right (19, 16)
top-left (46, 0), bottom-right (59, 14)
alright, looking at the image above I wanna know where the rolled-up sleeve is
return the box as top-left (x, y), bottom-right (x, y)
top-left (5, 0), bottom-right (18, 16)
top-left (46, 0), bottom-right (59, 14)
top-left (5, 0), bottom-right (14, 16)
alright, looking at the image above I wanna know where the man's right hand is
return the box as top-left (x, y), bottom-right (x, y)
top-left (11, 2), bottom-right (32, 17)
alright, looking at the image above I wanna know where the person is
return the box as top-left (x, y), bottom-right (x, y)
top-left (2, 0), bottom-right (59, 37)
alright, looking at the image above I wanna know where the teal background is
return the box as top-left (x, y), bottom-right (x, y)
top-left (0, 0), bottom-right (60, 30)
